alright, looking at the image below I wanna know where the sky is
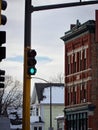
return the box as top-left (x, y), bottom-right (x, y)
top-left (0, 0), bottom-right (98, 85)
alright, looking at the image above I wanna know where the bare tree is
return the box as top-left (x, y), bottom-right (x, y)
top-left (49, 73), bottom-right (64, 83)
top-left (0, 76), bottom-right (23, 116)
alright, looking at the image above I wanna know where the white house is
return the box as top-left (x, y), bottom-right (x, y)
top-left (31, 83), bottom-right (64, 130)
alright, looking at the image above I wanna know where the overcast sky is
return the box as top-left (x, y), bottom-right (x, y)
top-left (0, 0), bottom-right (98, 84)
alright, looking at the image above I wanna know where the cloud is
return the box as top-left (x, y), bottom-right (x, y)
top-left (6, 55), bottom-right (53, 65)
top-left (7, 55), bottom-right (23, 63)
top-left (37, 56), bottom-right (53, 64)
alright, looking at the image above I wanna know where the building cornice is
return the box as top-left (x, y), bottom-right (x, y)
top-left (61, 20), bottom-right (95, 43)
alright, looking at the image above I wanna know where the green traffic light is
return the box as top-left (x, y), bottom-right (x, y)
top-left (28, 67), bottom-right (37, 75)
top-left (27, 49), bottom-right (37, 75)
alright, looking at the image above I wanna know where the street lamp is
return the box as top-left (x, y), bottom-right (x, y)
top-left (32, 77), bottom-right (54, 130)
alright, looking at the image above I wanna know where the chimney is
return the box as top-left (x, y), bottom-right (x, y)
top-left (70, 24), bottom-right (76, 30)
top-left (95, 10), bottom-right (98, 43)
top-left (70, 20), bottom-right (81, 30)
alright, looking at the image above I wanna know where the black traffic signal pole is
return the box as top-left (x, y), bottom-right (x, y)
top-left (24, 0), bottom-right (31, 47)
top-left (23, 0), bottom-right (31, 130)
top-left (23, 1), bottom-right (98, 130)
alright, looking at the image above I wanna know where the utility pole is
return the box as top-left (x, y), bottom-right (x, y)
top-left (23, 1), bottom-right (98, 130)
top-left (23, 0), bottom-right (31, 130)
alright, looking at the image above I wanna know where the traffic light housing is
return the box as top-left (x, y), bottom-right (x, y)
top-left (0, 69), bottom-right (5, 88)
top-left (0, 0), bottom-right (7, 25)
top-left (0, 0), bottom-right (7, 61)
top-left (0, 0), bottom-right (7, 86)
top-left (27, 49), bottom-right (37, 75)
top-left (0, 31), bottom-right (6, 61)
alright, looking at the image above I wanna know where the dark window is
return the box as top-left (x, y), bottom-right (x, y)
top-left (80, 89), bottom-right (82, 102)
top-left (68, 56), bottom-right (71, 75)
top-left (68, 64), bottom-right (70, 75)
top-left (80, 59), bottom-right (82, 71)
top-left (68, 64), bottom-right (71, 74)
top-left (71, 63), bottom-right (73, 74)
top-left (68, 92), bottom-right (70, 105)
top-left (66, 113), bottom-right (87, 130)
top-left (58, 121), bottom-right (62, 129)
top-left (80, 83), bottom-right (87, 103)
top-left (79, 51), bottom-right (82, 71)
top-left (70, 115), bottom-right (73, 129)
top-left (83, 88), bottom-right (86, 99)
top-left (36, 108), bottom-right (39, 116)
top-left (39, 127), bottom-right (42, 130)
top-left (68, 64), bottom-right (69, 74)
top-left (73, 61), bottom-right (76, 73)
top-left (84, 58), bottom-right (87, 70)
top-left (73, 115), bottom-right (77, 130)
top-left (77, 52), bottom-right (79, 72)
top-left (34, 127), bottom-right (37, 130)
top-left (73, 90), bottom-right (76, 104)
top-left (71, 91), bottom-right (73, 104)
top-left (83, 49), bottom-right (87, 70)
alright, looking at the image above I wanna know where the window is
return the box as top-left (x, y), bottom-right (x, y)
top-left (68, 92), bottom-right (70, 105)
top-left (36, 108), bottom-right (39, 116)
top-left (71, 90), bottom-right (73, 104)
top-left (66, 113), bottom-right (87, 130)
top-left (70, 54), bottom-right (73, 74)
top-left (68, 64), bottom-right (70, 74)
top-left (34, 126), bottom-right (42, 130)
top-left (39, 127), bottom-right (42, 130)
top-left (73, 89), bottom-right (76, 104)
top-left (80, 89), bottom-right (82, 102)
top-left (73, 61), bottom-right (76, 73)
top-left (79, 51), bottom-right (82, 71)
top-left (74, 53), bottom-right (77, 73)
top-left (80, 59), bottom-right (82, 71)
top-left (80, 83), bottom-right (87, 103)
top-left (68, 55), bottom-right (71, 74)
top-left (83, 84), bottom-right (86, 102)
top-left (84, 58), bottom-right (87, 70)
top-left (70, 115), bottom-right (73, 130)
top-left (73, 115), bottom-right (77, 130)
top-left (77, 52), bottom-right (79, 72)
top-left (83, 49), bottom-right (87, 70)
top-left (58, 121), bottom-right (63, 129)
top-left (67, 87), bottom-right (70, 105)
top-left (34, 127), bottom-right (37, 130)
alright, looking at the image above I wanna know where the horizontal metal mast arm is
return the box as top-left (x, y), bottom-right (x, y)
top-left (31, 1), bottom-right (98, 12)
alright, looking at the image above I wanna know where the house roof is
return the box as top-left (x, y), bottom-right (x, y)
top-left (33, 83), bottom-right (64, 104)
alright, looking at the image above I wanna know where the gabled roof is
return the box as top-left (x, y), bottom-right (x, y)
top-left (32, 83), bottom-right (64, 104)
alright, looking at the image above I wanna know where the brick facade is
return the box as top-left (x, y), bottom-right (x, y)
top-left (61, 10), bottom-right (98, 130)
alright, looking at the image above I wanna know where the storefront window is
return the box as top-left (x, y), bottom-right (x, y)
top-left (66, 112), bottom-right (87, 130)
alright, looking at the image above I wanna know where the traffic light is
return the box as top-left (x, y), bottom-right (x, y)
top-left (0, 31), bottom-right (6, 61)
top-left (0, 0), bottom-right (7, 87)
top-left (0, 0), bottom-right (7, 25)
top-left (27, 49), bottom-right (37, 75)
top-left (0, 69), bottom-right (5, 88)
top-left (0, 0), bottom-right (7, 61)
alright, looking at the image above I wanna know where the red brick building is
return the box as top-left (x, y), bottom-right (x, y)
top-left (61, 10), bottom-right (98, 130)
